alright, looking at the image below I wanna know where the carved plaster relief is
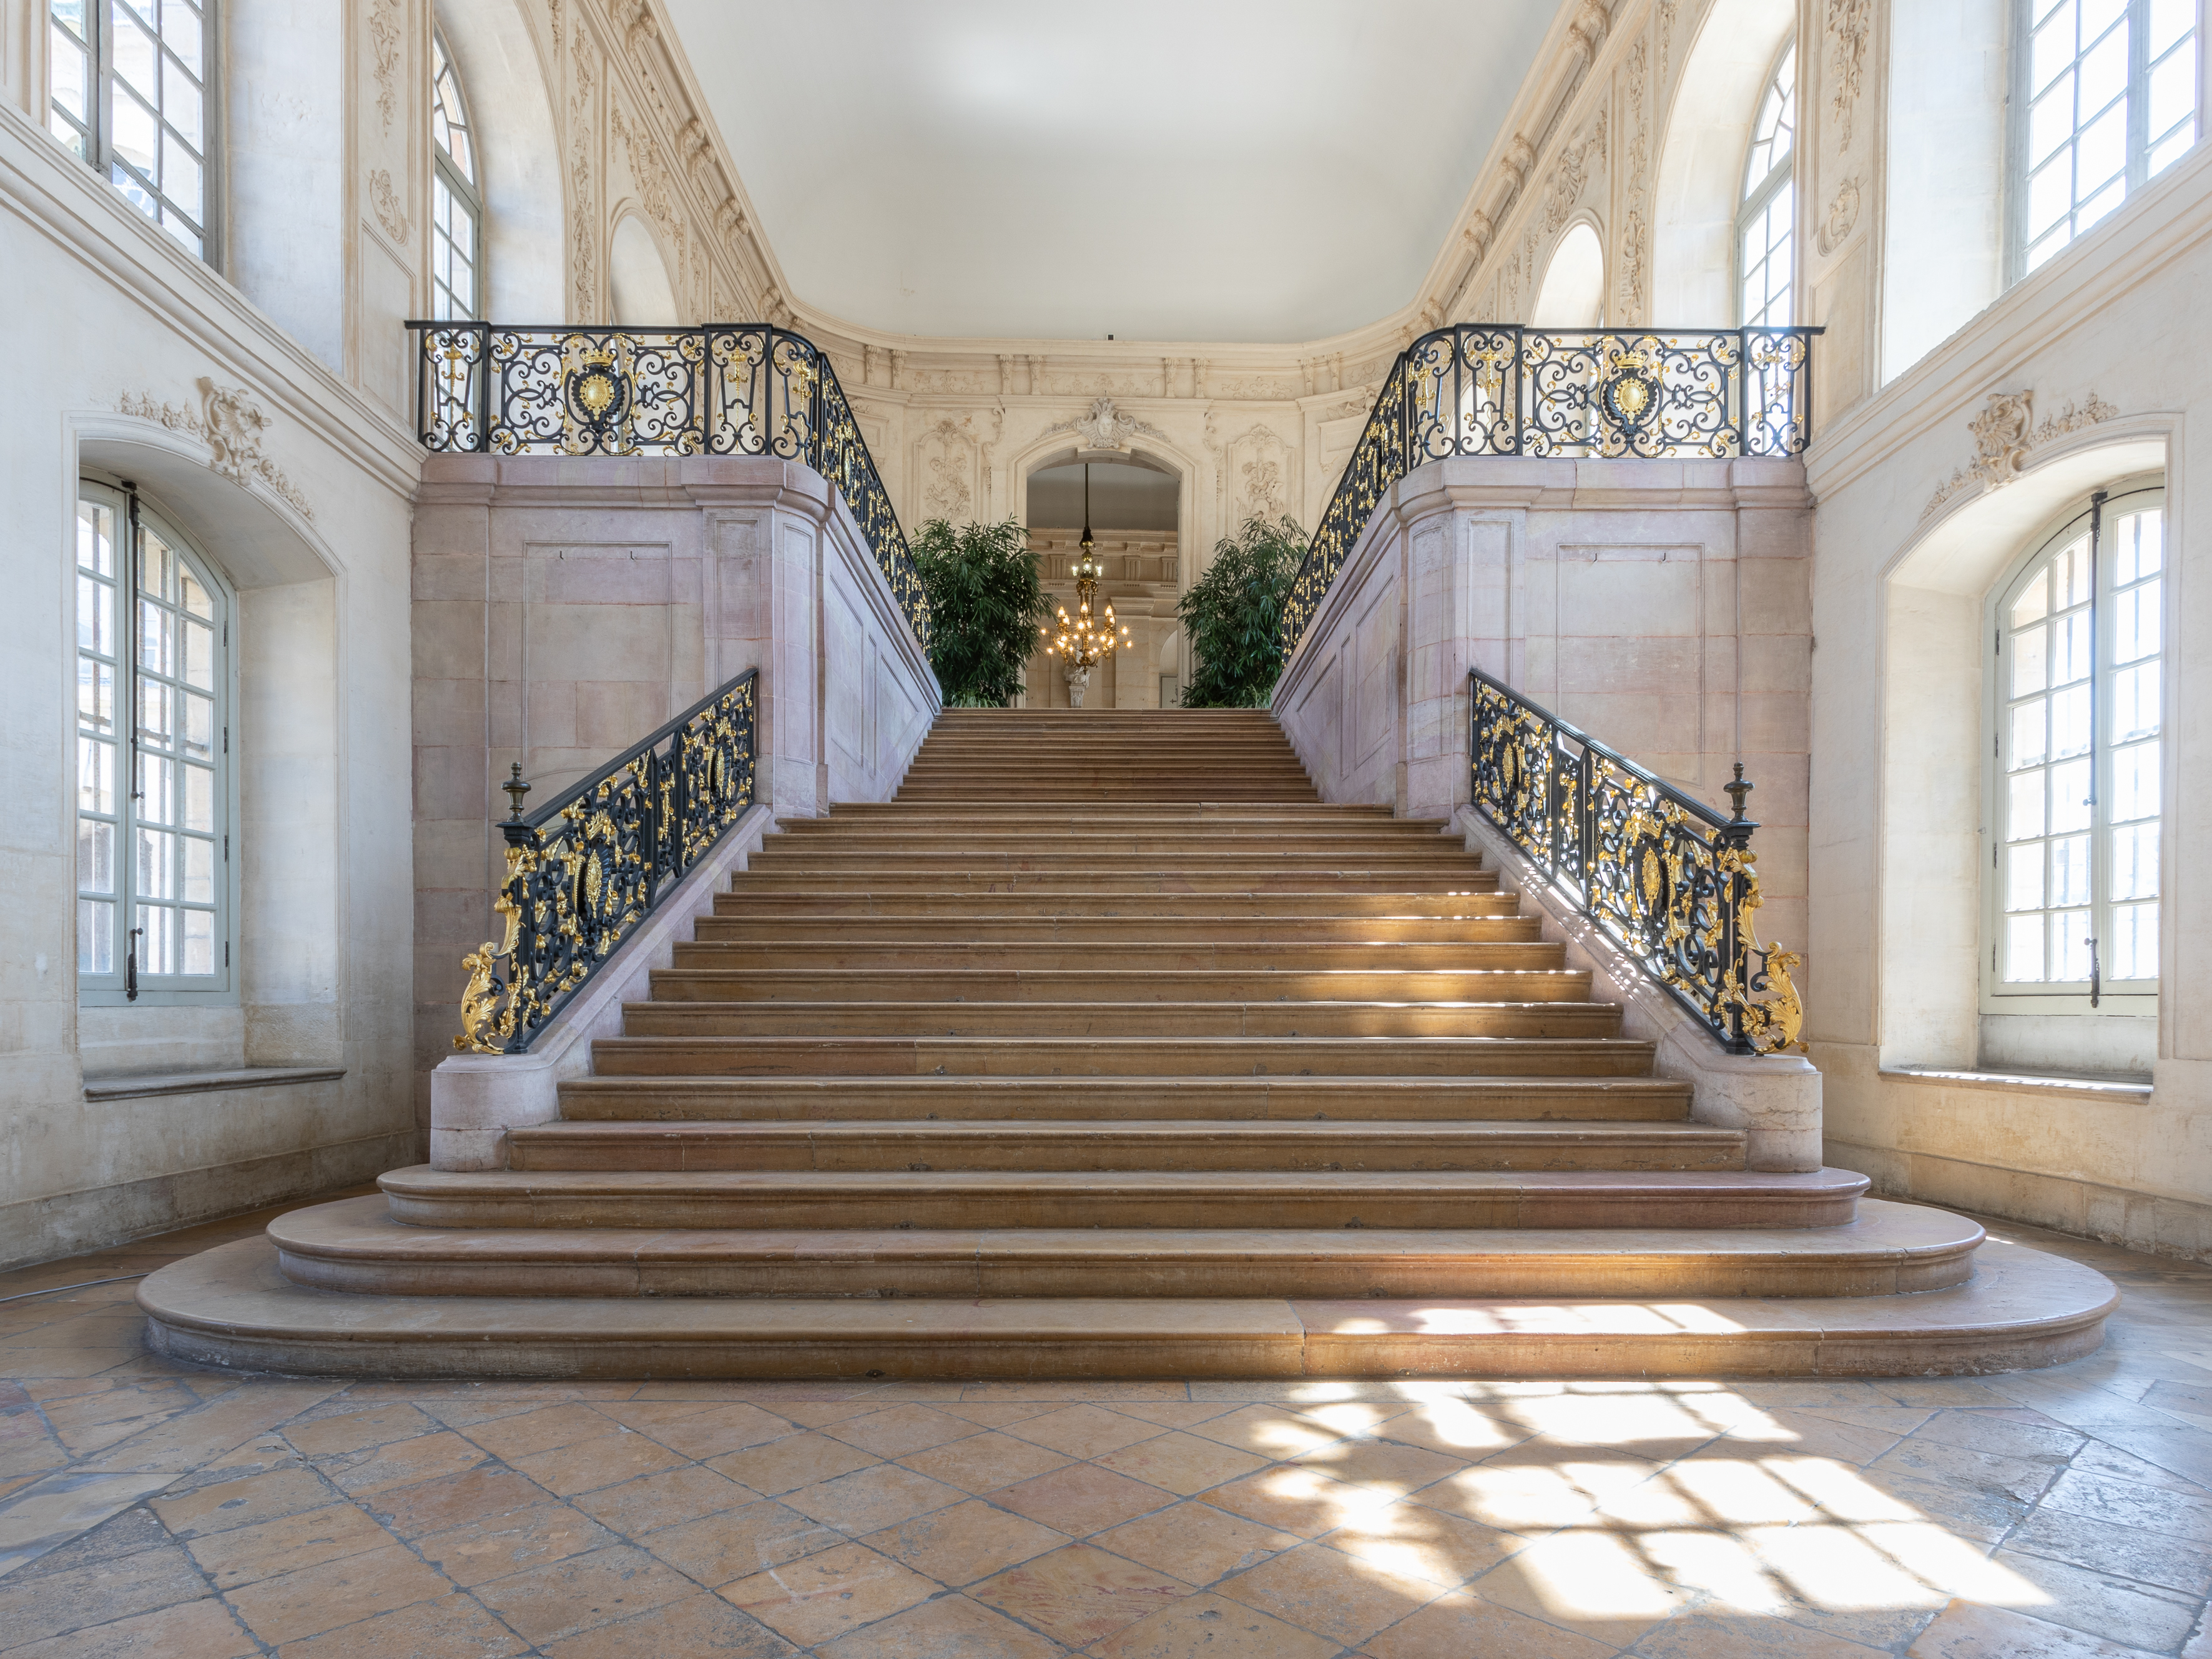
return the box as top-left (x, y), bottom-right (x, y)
top-left (368, 168), bottom-right (408, 244)
top-left (116, 382), bottom-right (316, 521)
top-left (1924, 391), bottom-right (2120, 516)
top-left (1042, 397), bottom-right (1167, 454)
top-left (1619, 33), bottom-right (1650, 318)
top-left (1816, 176), bottom-right (1862, 257)
top-left (1219, 423), bottom-right (1295, 526)
top-left (371, 0), bottom-right (402, 132)
top-left (1827, 0), bottom-right (1872, 150)
top-left (913, 418), bottom-right (980, 522)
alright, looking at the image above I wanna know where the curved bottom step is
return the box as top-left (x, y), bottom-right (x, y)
top-left (140, 1234), bottom-right (2116, 1381)
top-left (268, 1194), bottom-right (1985, 1299)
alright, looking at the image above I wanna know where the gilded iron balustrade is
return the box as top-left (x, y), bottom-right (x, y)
top-left (407, 322), bottom-right (930, 651)
top-left (1281, 324), bottom-right (1820, 654)
top-left (454, 669), bottom-right (758, 1055)
top-left (1468, 667), bottom-right (1802, 1056)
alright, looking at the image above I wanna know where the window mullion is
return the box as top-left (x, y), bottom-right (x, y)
top-left (91, 0), bottom-right (109, 175)
top-left (2087, 490), bottom-right (2108, 1004)
top-left (121, 483), bottom-right (142, 998)
top-left (2129, 0), bottom-right (2150, 194)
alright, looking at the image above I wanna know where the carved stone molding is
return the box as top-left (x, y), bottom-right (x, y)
top-left (368, 168), bottom-right (408, 244)
top-left (1502, 133), bottom-right (1538, 194)
top-left (1041, 398), bottom-right (1169, 452)
top-left (1567, 0), bottom-right (1610, 67)
top-left (115, 382), bottom-right (316, 521)
top-left (1924, 391), bottom-right (2120, 516)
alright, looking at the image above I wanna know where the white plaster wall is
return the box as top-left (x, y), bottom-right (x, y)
top-left (1805, 143), bottom-right (2212, 1259)
top-left (0, 104), bottom-right (423, 1267)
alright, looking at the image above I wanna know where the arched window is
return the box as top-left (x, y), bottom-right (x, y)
top-left (76, 482), bottom-right (232, 1000)
top-left (1738, 41), bottom-right (1796, 328)
top-left (430, 30), bottom-right (483, 321)
top-left (46, 0), bottom-right (215, 260)
top-left (1989, 485), bottom-right (2163, 1006)
top-left (2018, 0), bottom-right (2199, 274)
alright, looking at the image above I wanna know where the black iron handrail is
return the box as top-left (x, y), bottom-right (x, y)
top-left (1467, 666), bottom-right (1801, 1055)
top-left (405, 321), bottom-right (930, 651)
top-left (1282, 323), bottom-right (1821, 653)
top-left (454, 668), bottom-right (759, 1055)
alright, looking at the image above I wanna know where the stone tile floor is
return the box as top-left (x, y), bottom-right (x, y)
top-left (1, 1194), bottom-right (2209, 1656)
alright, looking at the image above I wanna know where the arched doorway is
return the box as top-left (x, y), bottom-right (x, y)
top-left (1021, 450), bottom-right (1182, 708)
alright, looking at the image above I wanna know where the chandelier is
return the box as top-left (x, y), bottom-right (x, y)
top-left (1041, 463), bottom-right (1130, 707)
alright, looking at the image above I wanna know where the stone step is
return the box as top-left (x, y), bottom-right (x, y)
top-left (669, 941), bottom-right (1568, 970)
top-left (742, 852), bottom-right (1472, 872)
top-left (646, 968), bottom-right (1590, 1003)
top-left (501, 1119), bottom-right (1743, 1173)
top-left (702, 893), bottom-right (1523, 918)
top-left (694, 916), bottom-right (1539, 943)
top-left (266, 1195), bottom-right (1982, 1299)
top-left (587, 1034), bottom-right (1653, 1078)
top-left (758, 830), bottom-right (1461, 852)
top-left (906, 747), bottom-right (1305, 764)
top-left (895, 767), bottom-right (1312, 777)
top-left (376, 1166), bottom-right (1870, 1231)
top-left (893, 787), bottom-right (1322, 800)
top-left (553, 1075), bottom-right (1697, 1123)
top-left (720, 871), bottom-right (1500, 895)
top-left (614, 1000), bottom-right (1625, 1040)
top-left (823, 802), bottom-right (1400, 819)
top-left (144, 1236), bottom-right (2113, 1378)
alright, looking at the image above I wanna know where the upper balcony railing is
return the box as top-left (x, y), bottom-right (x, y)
top-left (1281, 324), bottom-right (1821, 654)
top-left (405, 322), bottom-right (930, 651)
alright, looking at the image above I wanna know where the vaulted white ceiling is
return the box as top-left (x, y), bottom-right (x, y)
top-left (659, 1), bottom-right (1563, 344)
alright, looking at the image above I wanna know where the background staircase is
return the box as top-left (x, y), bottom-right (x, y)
top-left (144, 710), bottom-right (2116, 1377)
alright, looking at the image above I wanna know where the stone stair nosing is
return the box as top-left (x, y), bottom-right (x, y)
top-left (142, 1234), bottom-right (2118, 1379)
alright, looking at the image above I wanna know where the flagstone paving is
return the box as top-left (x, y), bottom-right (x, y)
top-left (0, 1190), bottom-right (2209, 1656)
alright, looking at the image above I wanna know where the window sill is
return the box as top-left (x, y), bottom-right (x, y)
top-left (1881, 1065), bottom-right (2152, 1103)
top-left (82, 1066), bottom-right (346, 1102)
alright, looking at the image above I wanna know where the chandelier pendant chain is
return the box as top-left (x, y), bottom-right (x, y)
top-left (1041, 462), bottom-right (1133, 707)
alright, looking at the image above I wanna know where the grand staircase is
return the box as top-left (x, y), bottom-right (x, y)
top-left (143, 710), bottom-right (2116, 1378)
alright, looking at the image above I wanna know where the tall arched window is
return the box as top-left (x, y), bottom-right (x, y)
top-left (430, 31), bottom-right (483, 321)
top-left (76, 482), bottom-right (232, 1001)
top-left (2018, 0), bottom-right (2198, 275)
top-left (1989, 485), bottom-right (2163, 1008)
top-left (46, 0), bottom-right (215, 260)
top-left (1738, 41), bottom-right (1796, 328)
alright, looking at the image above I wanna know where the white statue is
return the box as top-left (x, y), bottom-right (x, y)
top-left (1063, 663), bottom-right (1091, 709)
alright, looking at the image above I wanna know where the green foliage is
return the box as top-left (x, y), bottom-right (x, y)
top-left (1177, 514), bottom-right (1308, 708)
top-left (911, 516), bottom-right (1053, 707)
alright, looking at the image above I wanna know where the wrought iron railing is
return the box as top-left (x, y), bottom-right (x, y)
top-left (455, 669), bottom-right (757, 1055)
top-left (1282, 325), bottom-right (1821, 652)
top-left (1468, 667), bottom-right (1801, 1055)
top-left (406, 322), bottom-right (930, 651)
